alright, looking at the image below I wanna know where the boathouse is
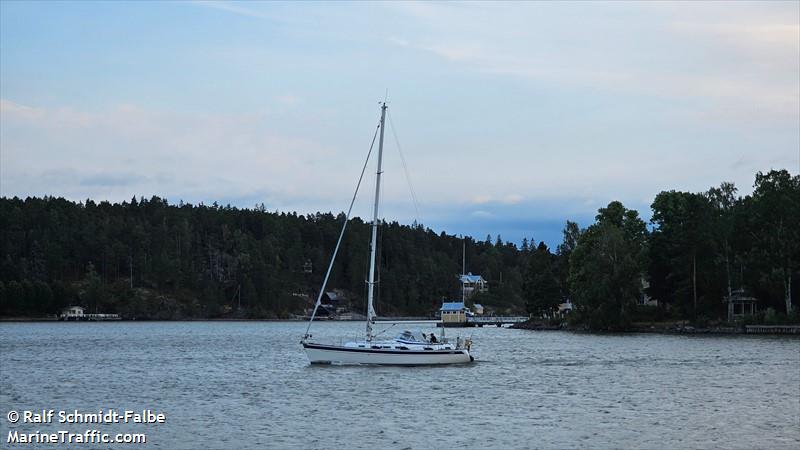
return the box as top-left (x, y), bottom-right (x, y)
top-left (440, 301), bottom-right (469, 324)
top-left (60, 306), bottom-right (85, 320)
top-left (59, 306), bottom-right (120, 321)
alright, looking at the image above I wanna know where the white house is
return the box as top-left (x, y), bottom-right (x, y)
top-left (60, 306), bottom-right (85, 320)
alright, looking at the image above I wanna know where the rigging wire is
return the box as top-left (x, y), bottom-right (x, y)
top-left (375, 136), bottom-right (387, 317)
top-left (374, 322), bottom-right (398, 338)
top-left (387, 111), bottom-right (423, 226)
top-left (303, 122), bottom-right (381, 340)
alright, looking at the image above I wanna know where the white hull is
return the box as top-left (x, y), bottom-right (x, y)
top-left (303, 343), bottom-right (473, 365)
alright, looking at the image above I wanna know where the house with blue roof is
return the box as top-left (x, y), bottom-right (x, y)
top-left (458, 272), bottom-right (488, 298)
top-left (440, 301), bottom-right (469, 324)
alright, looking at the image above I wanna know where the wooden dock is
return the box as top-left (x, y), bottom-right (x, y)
top-left (442, 316), bottom-right (529, 327)
top-left (61, 313), bottom-right (121, 321)
top-left (745, 325), bottom-right (800, 334)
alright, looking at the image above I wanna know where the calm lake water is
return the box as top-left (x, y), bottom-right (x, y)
top-left (1, 321), bottom-right (798, 449)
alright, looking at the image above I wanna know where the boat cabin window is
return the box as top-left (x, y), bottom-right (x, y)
top-left (397, 331), bottom-right (417, 342)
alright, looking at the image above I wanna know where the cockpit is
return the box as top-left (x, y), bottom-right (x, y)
top-left (396, 330), bottom-right (421, 342)
top-left (394, 330), bottom-right (444, 345)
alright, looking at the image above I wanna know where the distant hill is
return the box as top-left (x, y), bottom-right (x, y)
top-left (0, 196), bottom-right (526, 319)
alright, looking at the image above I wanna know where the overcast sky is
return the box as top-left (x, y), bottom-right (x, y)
top-left (1, 1), bottom-right (798, 246)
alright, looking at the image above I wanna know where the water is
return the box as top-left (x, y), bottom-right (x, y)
top-left (1, 321), bottom-right (798, 449)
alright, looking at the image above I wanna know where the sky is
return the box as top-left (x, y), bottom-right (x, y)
top-left (1, 1), bottom-right (798, 247)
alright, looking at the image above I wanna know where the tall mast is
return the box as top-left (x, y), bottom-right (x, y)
top-left (366, 102), bottom-right (387, 341)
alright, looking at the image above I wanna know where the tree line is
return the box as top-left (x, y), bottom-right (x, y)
top-left (0, 195), bottom-right (526, 319)
top-left (1, 169), bottom-right (797, 328)
top-left (524, 169), bottom-right (799, 329)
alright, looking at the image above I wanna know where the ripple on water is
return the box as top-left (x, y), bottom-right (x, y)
top-left (1, 322), bottom-right (798, 449)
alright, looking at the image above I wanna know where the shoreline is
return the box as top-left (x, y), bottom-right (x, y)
top-left (3, 317), bottom-right (799, 335)
top-left (0, 316), bottom-right (432, 323)
top-left (0, 317), bottom-right (307, 322)
top-left (512, 320), bottom-right (800, 335)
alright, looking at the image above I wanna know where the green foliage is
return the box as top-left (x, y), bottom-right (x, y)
top-left (568, 201), bottom-right (648, 330)
top-left (648, 190), bottom-right (716, 317)
top-left (763, 307), bottom-right (778, 324)
top-left (523, 242), bottom-right (561, 317)
top-left (742, 170), bottom-right (800, 314)
top-left (751, 307), bottom-right (800, 326)
top-left (630, 305), bottom-right (664, 323)
top-left (648, 170), bottom-right (799, 319)
top-left (2, 169), bottom-right (796, 324)
top-left (555, 221), bottom-right (581, 303)
top-left (0, 196), bottom-right (528, 318)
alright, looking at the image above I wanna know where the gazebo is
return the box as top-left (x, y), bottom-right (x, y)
top-left (724, 289), bottom-right (758, 322)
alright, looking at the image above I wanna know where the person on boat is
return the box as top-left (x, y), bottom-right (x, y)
top-left (429, 333), bottom-right (438, 343)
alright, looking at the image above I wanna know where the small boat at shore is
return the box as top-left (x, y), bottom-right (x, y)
top-left (301, 102), bottom-right (474, 365)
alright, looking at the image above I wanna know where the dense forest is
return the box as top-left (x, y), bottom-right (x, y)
top-left (1, 169), bottom-right (798, 328)
top-left (0, 193), bottom-right (527, 319)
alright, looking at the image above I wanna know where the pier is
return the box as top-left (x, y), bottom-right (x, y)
top-left (745, 325), bottom-right (800, 334)
top-left (442, 316), bottom-right (529, 327)
top-left (59, 306), bottom-right (120, 321)
top-left (61, 313), bottom-right (121, 321)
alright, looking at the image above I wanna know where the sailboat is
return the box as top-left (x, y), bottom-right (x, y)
top-left (301, 102), bottom-right (474, 365)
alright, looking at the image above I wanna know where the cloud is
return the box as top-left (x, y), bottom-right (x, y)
top-left (387, 37), bottom-right (410, 47)
top-left (0, 99), bottom-right (347, 208)
top-left (673, 22), bottom-right (799, 49)
top-left (423, 42), bottom-right (488, 63)
top-left (471, 194), bottom-right (492, 205)
top-left (1, 99), bottom-right (44, 120)
top-left (471, 210), bottom-right (493, 219)
top-left (274, 93), bottom-right (302, 107)
top-left (189, 1), bottom-right (274, 20)
top-left (2, 2), bottom-right (797, 245)
top-left (386, 2), bottom-right (799, 123)
top-left (468, 193), bottom-right (524, 206)
top-left (78, 172), bottom-right (148, 187)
